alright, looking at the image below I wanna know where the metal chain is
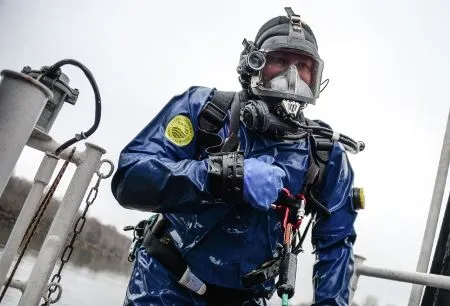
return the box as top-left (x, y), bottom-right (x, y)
top-left (0, 148), bottom-right (76, 303)
top-left (42, 159), bottom-right (114, 305)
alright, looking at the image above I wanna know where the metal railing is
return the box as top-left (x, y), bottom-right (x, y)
top-left (351, 254), bottom-right (450, 303)
top-left (0, 68), bottom-right (109, 305)
top-left (351, 109), bottom-right (450, 305)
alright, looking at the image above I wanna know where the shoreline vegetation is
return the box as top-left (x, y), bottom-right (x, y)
top-left (0, 175), bottom-right (132, 276)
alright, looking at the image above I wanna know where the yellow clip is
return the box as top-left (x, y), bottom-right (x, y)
top-left (353, 187), bottom-right (365, 210)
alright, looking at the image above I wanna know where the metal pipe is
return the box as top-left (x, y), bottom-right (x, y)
top-left (27, 128), bottom-right (84, 164)
top-left (422, 193), bottom-right (450, 305)
top-left (18, 143), bottom-right (105, 306)
top-left (0, 70), bottom-right (52, 199)
top-left (357, 264), bottom-right (450, 290)
top-left (409, 109), bottom-right (450, 306)
top-left (18, 235), bottom-right (62, 304)
top-left (9, 279), bottom-right (27, 293)
top-left (349, 254), bottom-right (366, 303)
top-left (0, 153), bottom-right (58, 288)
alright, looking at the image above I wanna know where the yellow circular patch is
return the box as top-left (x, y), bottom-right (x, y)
top-left (164, 115), bottom-right (194, 146)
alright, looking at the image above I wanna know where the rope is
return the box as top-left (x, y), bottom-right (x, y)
top-left (0, 148), bottom-right (75, 302)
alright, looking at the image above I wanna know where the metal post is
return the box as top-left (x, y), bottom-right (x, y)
top-left (409, 109), bottom-right (450, 306)
top-left (422, 194), bottom-right (450, 305)
top-left (27, 128), bottom-right (84, 164)
top-left (18, 143), bottom-right (105, 306)
top-left (0, 153), bottom-right (59, 287)
top-left (0, 70), bottom-right (52, 198)
top-left (350, 254), bottom-right (366, 303)
top-left (10, 279), bottom-right (27, 293)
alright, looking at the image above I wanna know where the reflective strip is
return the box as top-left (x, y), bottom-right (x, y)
top-left (178, 267), bottom-right (207, 295)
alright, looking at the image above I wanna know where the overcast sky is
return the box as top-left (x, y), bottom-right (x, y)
top-left (1, 0), bottom-right (449, 305)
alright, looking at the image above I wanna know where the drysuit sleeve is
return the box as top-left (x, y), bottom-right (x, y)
top-left (311, 142), bottom-right (358, 306)
top-left (111, 86), bottom-right (216, 213)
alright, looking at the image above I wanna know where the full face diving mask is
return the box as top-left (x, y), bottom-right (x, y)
top-left (250, 48), bottom-right (323, 107)
top-left (242, 50), bottom-right (320, 138)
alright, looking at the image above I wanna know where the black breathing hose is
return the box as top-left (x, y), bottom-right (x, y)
top-left (44, 59), bottom-right (102, 156)
top-left (288, 118), bottom-right (365, 153)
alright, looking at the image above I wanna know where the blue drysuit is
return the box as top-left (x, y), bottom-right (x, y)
top-left (111, 86), bottom-right (358, 305)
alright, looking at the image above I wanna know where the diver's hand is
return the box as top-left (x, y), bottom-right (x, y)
top-left (243, 156), bottom-right (286, 211)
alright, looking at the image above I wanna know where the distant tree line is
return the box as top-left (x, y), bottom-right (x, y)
top-left (0, 175), bottom-right (132, 275)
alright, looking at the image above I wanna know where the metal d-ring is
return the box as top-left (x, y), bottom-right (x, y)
top-left (96, 159), bottom-right (114, 179)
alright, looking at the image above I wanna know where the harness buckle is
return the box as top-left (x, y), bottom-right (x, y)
top-left (242, 257), bottom-right (281, 287)
top-left (124, 215), bottom-right (160, 262)
top-left (202, 100), bottom-right (228, 131)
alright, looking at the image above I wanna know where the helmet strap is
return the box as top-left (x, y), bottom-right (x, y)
top-left (285, 7), bottom-right (305, 40)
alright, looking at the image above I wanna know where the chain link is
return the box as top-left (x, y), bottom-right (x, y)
top-left (42, 283), bottom-right (62, 305)
top-left (42, 159), bottom-right (114, 305)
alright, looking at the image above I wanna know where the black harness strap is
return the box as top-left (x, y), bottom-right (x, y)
top-left (199, 90), bottom-right (235, 133)
top-left (197, 90), bottom-right (236, 156)
top-left (221, 93), bottom-right (241, 152)
top-left (302, 119), bottom-right (333, 217)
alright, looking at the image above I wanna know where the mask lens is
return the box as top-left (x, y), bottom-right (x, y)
top-left (263, 50), bottom-right (314, 86)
